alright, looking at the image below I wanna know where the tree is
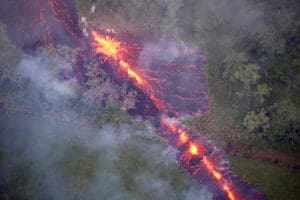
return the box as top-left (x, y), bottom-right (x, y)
top-left (243, 108), bottom-right (270, 135)
top-left (267, 101), bottom-right (300, 144)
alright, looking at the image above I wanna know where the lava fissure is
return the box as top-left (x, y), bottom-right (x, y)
top-left (0, 1), bottom-right (267, 199)
top-left (89, 29), bottom-right (266, 200)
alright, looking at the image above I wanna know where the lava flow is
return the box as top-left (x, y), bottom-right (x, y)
top-left (0, 1), bottom-right (266, 198)
top-left (89, 29), bottom-right (266, 200)
top-left (0, 0), bottom-right (81, 51)
top-left (90, 30), bottom-right (209, 117)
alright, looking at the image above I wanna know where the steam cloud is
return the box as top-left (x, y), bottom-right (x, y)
top-left (0, 48), bottom-right (212, 200)
top-left (0, 113), bottom-right (212, 200)
top-left (17, 56), bottom-right (76, 100)
top-left (139, 38), bottom-right (196, 68)
top-left (1, 0), bottom-right (292, 199)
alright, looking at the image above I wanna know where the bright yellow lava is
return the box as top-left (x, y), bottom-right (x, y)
top-left (91, 30), bottom-right (237, 200)
top-left (222, 184), bottom-right (235, 200)
top-left (119, 60), bottom-right (143, 84)
top-left (189, 143), bottom-right (199, 155)
top-left (91, 31), bottom-right (144, 85)
top-left (91, 30), bottom-right (120, 57)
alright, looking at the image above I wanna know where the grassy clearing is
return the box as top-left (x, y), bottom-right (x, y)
top-left (229, 156), bottom-right (300, 200)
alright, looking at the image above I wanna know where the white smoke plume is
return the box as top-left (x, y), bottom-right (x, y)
top-left (0, 112), bottom-right (212, 200)
top-left (16, 55), bottom-right (76, 101)
top-left (81, 16), bottom-right (89, 37)
top-left (90, 5), bottom-right (96, 14)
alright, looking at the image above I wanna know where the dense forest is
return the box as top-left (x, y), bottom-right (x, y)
top-left (0, 0), bottom-right (299, 199)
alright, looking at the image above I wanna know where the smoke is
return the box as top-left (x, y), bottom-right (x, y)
top-left (1, 37), bottom-right (209, 200)
top-left (81, 16), bottom-right (89, 37)
top-left (0, 112), bottom-right (212, 200)
top-left (139, 37), bottom-right (199, 68)
top-left (84, 0), bottom-right (299, 58)
top-left (90, 5), bottom-right (96, 14)
top-left (16, 56), bottom-right (76, 100)
top-left (2, 1), bottom-right (293, 199)
top-left (184, 185), bottom-right (212, 200)
top-left (136, 37), bottom-right (208, 116)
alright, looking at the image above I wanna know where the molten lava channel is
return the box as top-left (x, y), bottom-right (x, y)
top-left (0, 1), bottom-right (266, 198)
top-left (90, 30), bottom-right (240, 200)
top-left (91, 30), bottom-right (168, 114)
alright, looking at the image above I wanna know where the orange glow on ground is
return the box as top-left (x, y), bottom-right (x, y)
top-left (119, 60), bottom-right (143, 84)
top-left (179, 130), bottom-right (188, 143)
top-left (222, 184), bottom-right (236, 200)
top-left (189, 143), bottom-right (199, 155)
top-left (91, 30), bottom-right (120, 57)
top-left (202, 156), bottom-right (222, 180)
top-left (161, 117), bottom-right (178, 132)
top-left (91, 29), bottom-right (239, 200)
top-left (91, 31), bottom-right (146, 85)
top-left (162, 119), bottom-right (237, 200)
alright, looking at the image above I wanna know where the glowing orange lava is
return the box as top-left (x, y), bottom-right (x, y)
top-left (203, 156), bottom-right (222, 180)
top-left (189, 143), bottom-right (199, 155)
top-left (90, 29), bottom-right (239, 200)
top-left (179, 130), bottom-right (188, 143)
top-left (92, 30), bottom-right (121, 58)
top-left (160, 119), bottom-right (237, 200)
top-left (223, 184), bottom-right (235, 200)
top-left (91, 31), bottom-right (148, 86)
top-left (119, 60), bottom-right (144, 84)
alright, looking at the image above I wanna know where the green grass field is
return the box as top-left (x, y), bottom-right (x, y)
top-left (230, 156), bottom-right (300, 200)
